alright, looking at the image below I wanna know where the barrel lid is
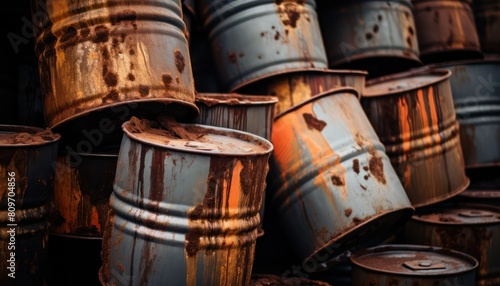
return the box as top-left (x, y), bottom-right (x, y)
top-left (0, 124), bottom-right (61, 147)
top-left (364, 69), bottom-right (451, 97)
top-left (195, 93), bottom-right (278, 106)
top-left (351, 244), bottom-right (478, 276)
top-left (122, 116), bottom-right (273, 156)
top-left (411, 202), bottom-right (500, 225)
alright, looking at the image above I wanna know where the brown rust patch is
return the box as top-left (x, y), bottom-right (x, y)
top-left (274, 31), bottom-right (280, 40)
top-left (111, 9), bottom-right (137, 25)
top-left (228, 51), bottom-right (238, 63)
top-left (101, 47), bottom-right (110, 60)
top-left (80, 27), bottom-right (90, 39)
top-left (353, 217), bottom-right (362, 225)
top-left (345, 209), bottom-right (352, 217)
top-left (353, 159), bottom-right (360, 174)
top-left (368, 148), bottom-right (386, 184)
top-left (103, 90), bottom-right (119, 103)
top-left (331, 174), bottom-right (345, 186)
top-left (303, 113), bottom-right (326, 131)
top-left (282, 3), bottom-right (301, 28)
top-left (117, 263), bottom-right (125, 273)
top-left (60, 26), bottom-right (77, 43)
top-left (174, 50), bottom-right (186, 73)
top-left (104, 71), bottom-right (118, 87)
top-left (128, 73), bottom-right (135, 81)
top-left (366, 32), bottom-right (373, 40)
top-left (93, 25), bottom-right (110, 43)
top-left (162, 74), bottom-right (173, 87)
top-left (138, 85), bottom-right (150, 97)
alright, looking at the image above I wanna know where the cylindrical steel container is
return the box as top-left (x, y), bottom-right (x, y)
top-left (51, 152), bottom-right (118, 238)
top-left (194, 93), bottom-right (277, 237)
top-left (351, 244), bottom-right (478, 285)
top-left (362, 69), bottom-right (470, 208)
top-left (412, 0), bottom-right (483, 63)
top-left (405, 203), bottom-right (500, 285)
top-left (0, 125), bottom-right (60, 285)
top-left (32, 0), bottom-right (199, 130)
top-left (99, 117), bottom-right (273, 286)
top-left (250, 274), bottom-right (332, 286)
top-left (426, 59), bottom-right (500, 169)
top-left (195, 93), bottom-right (277, 141)
top-left (236, 69), bottom-right (367, 116)
top-left (198, 0), bottom-right (328, 91)
top-left (268, 87), bottom-right (414, 272)
top-left (473, 0), bottom-right (500, 56)
top-left (317, 0), bottom-right (421, 78)
top-left (456, 166), bottom-right (500, 206)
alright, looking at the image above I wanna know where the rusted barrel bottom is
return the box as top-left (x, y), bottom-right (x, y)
top-left (419, 48), bottom-right (485, 64)
top-left (52, 99), bottom-right (200, 150)
top-left (329, 52), bottom-right (422, 79)
top-left (303, 207), bottom-right (414, 272)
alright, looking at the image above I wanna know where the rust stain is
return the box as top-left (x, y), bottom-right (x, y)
top-left (331, 174), bottom-right (345, 186)
top-left (93, 25), bottom-right (110, 43)
top-left (353, 159), bottom-right (360, 174)
top-left (104, 71), bottom-right (118, 87)
top-left (128, 73), bottom-right (135, 81)
top-left (138, 85), bottom-right (150, 97)
top-left (174, 50), bottom-right (186, 73)
top-left (281, 3), bottom-right (301, 28)
top-left (368, 147), bottom-right (386, 184)
top-left (345, 208), bottom-right (352, 217)
top-left (162, 74), bottom-right (173, 87)
top-left (228, 51), bottom-right (238, 63)
top-left (303, 113), bottom-right (326, 131)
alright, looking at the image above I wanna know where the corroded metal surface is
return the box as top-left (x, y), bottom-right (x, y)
top-left (32, 0), bottom-right (198, 129)
top-left (0, 125), bottom-right (60, 285)
top-left (317, 0), bottom-right (421, 78)
top-left (473, 0), bottom-right (500, 56)
top-left (99, 119), bottom-right (273, 286)
top-left (51, 152), bottom-right (118, 237)
top-left (412, 0), bottom-right (483, 62)
top-left (427, 59), bottom-right (500, 169)
top-left (268, 87), bottom-right (414, 272)
top-left (236, 69), bottom-right (367, 116)
top-left (198, 0), bottom-right (328, 91)
top-left (405, 203), bottom-right (500, 286)
top-left (351, 244), bottom-right (478, 286)
top-left (362, 69), bottom-right (470, 208)
top-left (195, 93), bottom-right (277, 141)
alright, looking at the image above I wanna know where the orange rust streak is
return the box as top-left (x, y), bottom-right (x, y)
top-left (90, 206), bottom-right (101, 233)
top-left (417, 89), bottom-right (431, 138)
top-left (228, 161), bottom-right (244, 215)
top-left (398, 97), bottom-right (411, 153)
top-left (427, 86), bottom-right (442, 146)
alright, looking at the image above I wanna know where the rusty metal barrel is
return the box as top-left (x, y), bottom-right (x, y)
top-left (32, 0), bottom-right (199, 131)
top-left (473, 0), bottom-right (500, 56)
top-left (236, 69), bottom-right (367, 116)
top-left (350, 244), bottom-right (478, 285)
top-left (361, 69), bottom-right (470, 208)
top-left (404, 203), bottom-right (500, 285)
top-left (317, 0), bottom-right (422, 78)
top-left (268, 87), bottom-right (414, 272)
top-left (51, 152), bottom-right (117, 237)
top-left (427, 59), bottom-right (500, 169)
top-left (194, 93), bottom-right (278, 237)
top-left (99, 117), bottom-right (273, 286)
top-left (411, 0), bottom-right (483, 63)
top-left (0, 125), bottom-right (60, 285)
top-left (197, 0), bottom-right (328, 91)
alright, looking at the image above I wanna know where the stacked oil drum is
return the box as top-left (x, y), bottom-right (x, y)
top-left (1, 0), bottom-right (499, 286)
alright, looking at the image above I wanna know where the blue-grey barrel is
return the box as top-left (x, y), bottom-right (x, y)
top-left (198, 0), bottom-right (328, 91)
top-left (316, 0), bottom-right (421, 78)
top-left (404, 202), bottom-right (500, 285)
top-left (429, 59), bottom-right (500, 169)
top-left (362, 69), bottom-right (470, 208)
top-left (350, 244), bottom-right (478, 286)
top-left (268, 87), bottom-right (414, 272)
top-left (0, 125), bottom-right (60, 286)
top-left (99, 117), bottom-right (273, 286)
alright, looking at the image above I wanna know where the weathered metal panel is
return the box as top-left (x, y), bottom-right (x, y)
top-left (0, 125), bottom-right (60, 285)
top-left (236, 69), bottom-right (367, 116)
top-left (99, 117), bottom-right (273, 286)
top-left (51, 152), bottom-right (118, 237)
top-left (268, 87), bottom-right (414, 272)
top-left (405, 203), bottom-right (500, 286)
top-left (473, 0), bottom-right (500, 56)
top-left (317, 0), bottom-right (421, 77)
top-left (351, 244), bottom-right (478, 286)
top-left (412, 0), bottom-right (483, 63)
top-left (428, 59), bottom-right (500, 169)
top-left (362, 69), bottom-right (470, 208)
top-left (32, 0), bottom-right (198, 129)
top-left (198, 0), bottom-right (328, 91)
